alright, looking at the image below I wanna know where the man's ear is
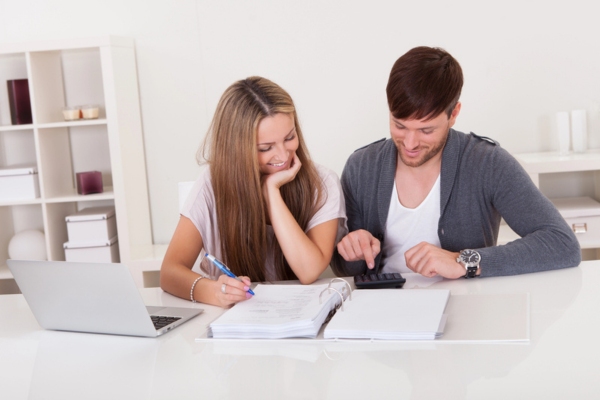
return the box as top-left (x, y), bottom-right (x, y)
top-left (448, 102), bottom-right (461, 128)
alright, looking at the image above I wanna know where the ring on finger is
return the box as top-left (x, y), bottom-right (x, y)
top-left (221, 283), bottom-right (227, 294)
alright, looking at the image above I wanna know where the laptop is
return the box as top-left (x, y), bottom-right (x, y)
top-left (7, 259), bottom-right (203, 337)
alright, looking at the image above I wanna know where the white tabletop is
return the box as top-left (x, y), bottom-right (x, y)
top-left (0, 261), bottom-right (596, 399)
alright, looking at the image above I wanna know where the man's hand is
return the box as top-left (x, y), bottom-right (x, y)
top-left (337, 229), bottom-right (381, 269)
top-left (405, 242), bottom-right (466, 279)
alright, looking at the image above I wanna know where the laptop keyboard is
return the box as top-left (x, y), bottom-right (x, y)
top-left (151, 315), bottom-right (181, 330)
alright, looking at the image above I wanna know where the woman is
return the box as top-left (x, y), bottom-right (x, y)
top-left (160, 76), bottom-right (347, 308)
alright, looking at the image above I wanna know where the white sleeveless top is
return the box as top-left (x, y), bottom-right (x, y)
top-left (381, 175), bottom-right (441, 274)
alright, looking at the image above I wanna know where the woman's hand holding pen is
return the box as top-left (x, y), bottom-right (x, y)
top-left (214, 274), bottom-right (253, 308)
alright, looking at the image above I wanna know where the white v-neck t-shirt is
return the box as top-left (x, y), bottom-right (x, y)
top-left (381, 175), bottom-right (441, 274)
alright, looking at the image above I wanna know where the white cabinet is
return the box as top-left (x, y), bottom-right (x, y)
top-left (499, 150), bottom-right (600, 259)
top-left (0, 36), bottom-right (153, 288)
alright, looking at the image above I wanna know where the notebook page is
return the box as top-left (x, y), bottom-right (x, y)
top-left (324, 289), bottom-right (450, 340)
top-left (208, 283), bottom-right (348, 338)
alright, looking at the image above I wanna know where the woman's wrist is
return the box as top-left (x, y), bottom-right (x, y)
top-left (190, 275), bottom-right (204, 302)
top-left (263, 184), bottom-right (282, 212)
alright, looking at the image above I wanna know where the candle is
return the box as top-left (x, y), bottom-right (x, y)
top-left (81, 105), bottom-right (99, 119)
top-left (62, 107), bottom-right (80, 121)
top-left (571, 109), bottom-right (587, 153)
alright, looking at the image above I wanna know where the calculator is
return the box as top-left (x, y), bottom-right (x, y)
top-left (354, 272), bottom-right (406, 289)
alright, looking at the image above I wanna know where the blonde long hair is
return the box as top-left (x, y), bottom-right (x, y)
top-left (199, 76), bottom-right (323, 281)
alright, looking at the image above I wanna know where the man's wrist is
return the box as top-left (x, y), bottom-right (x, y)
top-left (456, 249), bottom-right (481, 278)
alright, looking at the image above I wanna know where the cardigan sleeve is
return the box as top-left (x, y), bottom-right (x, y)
top-left (330, 151), bottom-right (372, 277)
top-left (476, 146), bottom-right (581, 276)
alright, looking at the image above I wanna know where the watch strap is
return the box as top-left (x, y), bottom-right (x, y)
top-left (464, 265), bottom-right (478, 279)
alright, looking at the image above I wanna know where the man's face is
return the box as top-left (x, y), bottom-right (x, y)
top-left (389, 103), bottom-right (460, 168)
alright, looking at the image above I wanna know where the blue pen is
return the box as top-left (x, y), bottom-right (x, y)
top-left (205, 253), bottom-right (255, 296)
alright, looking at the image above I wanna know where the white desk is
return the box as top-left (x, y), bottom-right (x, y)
top-left (0, 261), bottom-right (596, 399)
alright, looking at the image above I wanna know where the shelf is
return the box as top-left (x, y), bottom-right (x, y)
top-left (0, 124), bottom-right (33, 132)
top-left (0, 35), bottom-right (133, 54)
top-left (0, 36), bottom-right (152, 282)
top-left (0, 198), bottom-right (43, 207)
top-left (43, 187), bottom-right (115, 203)
top-left (37, 119), bottom-right (107, 129)
top-left (515, 150), bottom-right (600, 174)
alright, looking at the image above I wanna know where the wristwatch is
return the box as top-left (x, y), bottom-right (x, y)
top-left (457, 249), bottom-right (481, 278)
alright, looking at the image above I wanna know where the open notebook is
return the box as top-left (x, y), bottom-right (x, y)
top-left (205, 278), bottom-right (450, 340)
top-left (323, 289), bottom-right (449, 340)
top-left (208, 280), bottom-right (350, 339)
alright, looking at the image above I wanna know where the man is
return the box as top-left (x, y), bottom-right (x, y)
top-left (331, 46), bottom-right (580, 279)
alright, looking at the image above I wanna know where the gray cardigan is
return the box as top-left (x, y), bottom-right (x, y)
top-left (331, 129), bottom-right (581, 277)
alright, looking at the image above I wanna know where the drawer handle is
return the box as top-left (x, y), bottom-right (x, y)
top-left (572, 223), bottom-right (587, 234)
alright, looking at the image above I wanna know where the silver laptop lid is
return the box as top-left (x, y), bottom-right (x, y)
top-left (7, 259), bottom-right (200, 337)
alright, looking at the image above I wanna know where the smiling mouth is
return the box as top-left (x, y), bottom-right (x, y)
top-left (403, 147), bottom-right (421, 156)
top-left (268, 161), bottom-right (286, 167)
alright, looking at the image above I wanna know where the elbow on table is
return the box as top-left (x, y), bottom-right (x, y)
top-left (559, 231), bottom-right (582, 269)
top-left (297, 271), bottom-right (322, 285)
top-left (567, 242), bottom-right (582, 268)
top-left (158, 261), bottom-right (174, 293)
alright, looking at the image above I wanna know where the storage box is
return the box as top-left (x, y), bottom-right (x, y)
top-left (64, 236), bottom-right (120, 263)
top-left (551, 197), bottom-right (600, 248)
top-left (0, 166), bottom-right (40, 201)
top-left (66, 206), bottom-right (117, 242)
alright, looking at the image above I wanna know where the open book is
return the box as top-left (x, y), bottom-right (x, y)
top-left (207, 279), bottom-right (450, 340)
top-left (207, 280), bottom-right (350, 339)
top-left (323, 289), bottom-right (449, 340)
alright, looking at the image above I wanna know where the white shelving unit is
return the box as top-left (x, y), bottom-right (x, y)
top-left (0, 36), bottom-right (153, 291)
top-left (499, 150), bottom-right (600, 259)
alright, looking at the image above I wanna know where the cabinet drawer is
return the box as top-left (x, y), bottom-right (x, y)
top-left (563, 215), bottom-right (600, 248)
top-left (551, 197), bottom-right (600, 249)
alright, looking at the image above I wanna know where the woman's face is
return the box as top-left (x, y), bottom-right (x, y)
top-left (256, 113), bottom-right (299, 175)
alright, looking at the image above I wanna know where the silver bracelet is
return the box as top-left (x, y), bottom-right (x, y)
top-left (190, 276), bottom-right (204, 303)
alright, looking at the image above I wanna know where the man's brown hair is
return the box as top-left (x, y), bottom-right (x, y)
top-left (386, 46), bottom-right (463, 121)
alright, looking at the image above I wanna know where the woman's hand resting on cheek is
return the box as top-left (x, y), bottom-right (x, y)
top-left (262, 153), bottom-right (302, 197)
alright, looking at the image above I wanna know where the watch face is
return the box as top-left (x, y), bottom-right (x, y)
top-left (460, 249), bottom-right (481, 266)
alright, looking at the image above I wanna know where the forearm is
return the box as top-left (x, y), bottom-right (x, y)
top-left (160, 258), bottom-right (222, 305)
top-left (478, 228), bottom-right (580, 276)
top-left (266, 188), bottom-right (333, 283)
top-left (159, 216), bottom-right (242, 307)
top-left (161, 251), bottom-right (252, 307)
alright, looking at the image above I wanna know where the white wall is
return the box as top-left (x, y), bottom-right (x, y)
top-left (1, 0), bottom-right (599, 244)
